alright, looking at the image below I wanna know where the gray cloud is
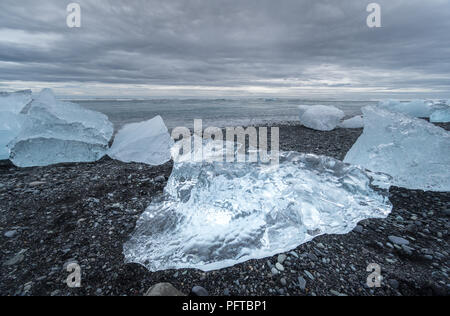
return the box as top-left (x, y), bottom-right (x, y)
top-left (0, 0), bottom-right (449, 98)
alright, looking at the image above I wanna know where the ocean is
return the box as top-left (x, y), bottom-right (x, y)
top-left (71, 98), bottom-right (376, 130)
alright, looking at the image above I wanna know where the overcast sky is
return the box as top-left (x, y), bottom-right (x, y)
top-left (0, 0), bottom-right (449, 98)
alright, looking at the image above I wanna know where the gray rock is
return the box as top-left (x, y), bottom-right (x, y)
top-left (298, 276), bottom-right (307, 291)
top-left (388, 279), bottom-right (399, 289)
top-left (154, 176), bottom-right (166, 183)
top-left (353, 225), bottom-right (363, 233)
top-left (304, 270), bottom-right (315, 280)
top-left (280, 278), bottom-right (287, 286)
top-left (4, 230), bottom-right (17, 238)
top-left (275, 263), bottom-right (285, 272)
top-left (278, 254), bottom-right (287, 264)
top-left (3, 249), bottom-right (27, 266)
top-left (145, 283), bottom-right (186, 296)
top-left (191, 286), bottom-right (209, 296)
top-left (388, 236), bottom-right (410, 246)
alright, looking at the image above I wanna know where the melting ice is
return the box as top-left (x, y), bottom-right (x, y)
top-left (9, 89), bottom-right (114, 167)
top-left (108, 116), bottom-right (173, 165)
top-left (124, 151), bottom-right (392, 272)
top-left (345, 106), bottom-right (450, 192)
top-left (298, 105), bottom-right (345, 131)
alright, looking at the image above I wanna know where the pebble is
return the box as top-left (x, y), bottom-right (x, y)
top-left (304, 270), bottom-right (315, 280)
top-left (388, 279), bottom-right (399, 289)
top-left (29, 181), bottom-right (46, 187)
top-left (280, 278), bottom-right (287, 286)
top-left (353, 225), bottom-right (363, 233)
top-left (278, 254), bottom-right (287, 264)
top-left (388, 236), bottom-right (410, 246)
top-left (191, 286), bottom-right (209, 296)
top-left (298, 276), bottom-right (306, 291)
top-left (4, 230), bottom-right (17, 238)
top-left (3, 249), bottom-right (27, 266)
top-left (275, 263), bottom-right (285, 272)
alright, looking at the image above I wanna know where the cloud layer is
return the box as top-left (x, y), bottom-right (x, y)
top-left (0, 0), bottom-right (449, 98)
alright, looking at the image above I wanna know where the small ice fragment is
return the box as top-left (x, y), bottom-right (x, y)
top-left (345, 106), bottom-right (450, 192)
top-left (299, 105), bottom-right (345, 131)
top-left (108, 116), bottom-right (174, 166)
top-left (339, 116), bottom-right (364, 129)
top-left (430, 108), bottom-right (450, 123)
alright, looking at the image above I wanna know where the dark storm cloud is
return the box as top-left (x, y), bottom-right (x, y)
top-left (0, 0), bottom-right (449, 97)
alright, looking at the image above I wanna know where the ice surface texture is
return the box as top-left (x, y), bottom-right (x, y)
top-left (9, 89), bottom-right (114, 167)
top-left (0, 90), bottom-right (32, 114)
top-left (299, 105), bottom-right (345, 131)
top-left (124, 152), bottom-right (392, 272)
top-left (430, 101), bottom-right (450, 123)
top-left (377, 100), bottom-right (433, 118)
top-left (340, 116), bottom-right (364, 129)
top-left (108, 116), bottom-right (174, 165)
top-left (0, 112), bottom-right (26, 160)
top-left (345, 106), bottom-right (450, 192)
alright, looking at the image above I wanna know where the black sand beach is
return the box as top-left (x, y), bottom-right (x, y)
top-left (0, 124), bottom-right (449, 296)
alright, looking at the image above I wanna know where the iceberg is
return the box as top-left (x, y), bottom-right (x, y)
top-left (345, 106), bottom-right (450, 192)
top-left (339, 116), bottom-right (364, 129)
top-left (377, 100), bottom-right (433, 118)
top-left (9, 89), bottom-right (114, 167)
top-left (299, 105), bottom-right (345, 131)
top-left (0, 90), bottom-right (32, 114)
top-left (108, 116), bottom-right (174, 165)
top-left (124, 151), bottom-right (392, 272)
top-left (0, 112), bottom-right (27, 160)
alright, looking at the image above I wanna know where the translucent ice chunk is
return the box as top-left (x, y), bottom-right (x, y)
top-left (0, 112), bottom-right (26, 160)
top-left (430, 108), bottom-right (450, 123)
top-left (339, 116), bottom-right (364, 129)
top-left (430, 101), bottom-right (450, 123)
top-left (377, 100), bottom-right (433, 118)
top-left (108, 116), bottom-right (174, 165)
top-left (9, 89), bottom-right (114, 167)
top-left (28, 89), bottom-right (113, 141)
top-left (299, 105), bottom-right (345, 131)
top-left (0, 90), bottom-right (32, 114)
top-left (345, 106), bottom-right (450, 192)
top-left (124, 152), bottom-right (392, 272)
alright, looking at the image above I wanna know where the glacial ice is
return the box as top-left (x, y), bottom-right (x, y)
top-left (430, 101), bottom-right (450, 123)
top-left (339, 116), bottom-right (364, 129)
top-left (0, 90), bottom-right (32, 114)
top-left (299, 105), bottom-right (345, 131)
top-left (108, 116), bottom-right (174, 165)
top-left (345, 106), bottom-right (450, 192)
top-left (0, 112), bottom-right (27, 160)
top-left (377, 100), bottom-right (433, 118)
top-left (430, 109), bottom-right (450, 123)
top-left (9, 89), bottom-right (114, 167)
top-left (124, 151), bottom-right (392, 272)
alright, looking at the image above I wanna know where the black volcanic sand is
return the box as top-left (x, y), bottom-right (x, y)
top-left (0, 124), bottom-right (449, 296)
